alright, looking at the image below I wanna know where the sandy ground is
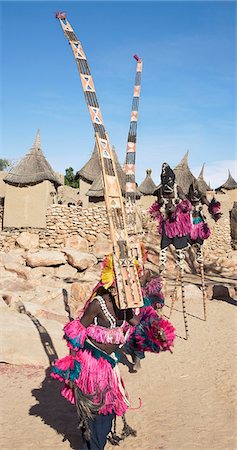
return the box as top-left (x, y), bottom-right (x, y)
top-left (1, 283), bottom-right (237, 450)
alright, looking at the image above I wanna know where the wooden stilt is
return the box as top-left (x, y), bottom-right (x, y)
top-left (199, 249), bottom-right (207, 321)
top-left (169, 269), bottom-right (180, 318)
top-left (180, 265), bottom-right (189, 340)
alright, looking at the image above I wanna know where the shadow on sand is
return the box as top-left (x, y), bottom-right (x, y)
top-left (26, 311), bottom-right (84, 450)
top-left (29, 367), bottom-right (84, 449)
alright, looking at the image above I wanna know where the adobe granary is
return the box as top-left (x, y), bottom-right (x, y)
top-left (76, 144), bottom-right (127, 206)
top-left (139, 169), bottom-right (156, 195)
top-left (3, 130), bottom-right (61, 228)
top-left (216, 170), bottom-right (237, 192)
top-left (215, 169), bottom-right (237, 209)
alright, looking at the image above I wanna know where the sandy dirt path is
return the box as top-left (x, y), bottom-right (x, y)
top-left (1, 289), bottom-right (236, 450)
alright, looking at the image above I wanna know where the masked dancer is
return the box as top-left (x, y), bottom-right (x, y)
top-left (149, 162), bottom-right (192, 339)
top-left (187, 180), bottom-right (222, 320)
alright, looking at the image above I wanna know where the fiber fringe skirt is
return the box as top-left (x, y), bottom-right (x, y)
top-left (51, 339), bottom-right (129, 416)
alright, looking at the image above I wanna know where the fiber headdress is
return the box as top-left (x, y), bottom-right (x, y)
top-left (100, 255), bottom-right (115, 289)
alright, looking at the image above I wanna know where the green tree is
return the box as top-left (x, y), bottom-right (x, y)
top-left (64, 167), bottom-right (79, 188)
top-left (0, 159), bottom-right (11, 171)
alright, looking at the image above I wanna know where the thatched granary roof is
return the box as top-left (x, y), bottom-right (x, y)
top-left (86, 169), bottom-right (141, 198)
top-left (216, 170), bottom-right (237, 191)
top-left (139, 169), bottom-right (156, 195)
top-left (197, 164), bottom-right (211, 193)
top-left (4, 130), bottom-right (61, 187)
top-left (85, 147), bottom-right (141, 199)
top-left (78, 143), bottom-right (136, 198)
top-left (76, 144), bottom-right (100, 184)
top-left (76, 144), bottom-right (127, 192)
top-left (86, 173), bottom-right (104, 198)
top-left (174, 150), bottom-right (196, 194)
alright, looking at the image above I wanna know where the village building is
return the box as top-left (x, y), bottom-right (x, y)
top-left (137, 169), bottom-right (156, 208)
top-left (0, 131), bottom-right (235, 257)
top-left (2, 130), bottom-right (61, 229)
top-left (215, 170), bottom-right (237, 208)
top-left (76, 144), bottom-right (127, 206)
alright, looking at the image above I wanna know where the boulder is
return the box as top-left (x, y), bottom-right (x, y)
top-left (30, 266), bottom-right (56, 279)
top-left (91, 234), bottom-right (113, 259)
top-left (0, 308), bottom-right (67, 366)
top-left (1, 293), bottom-right (26, 313)
top-left (0, 278), bottom-right (36, 293)
top-left (63, 248), bottom-right (97, 271)
top-left (0, 266), bottom-right (18, 281)
top-left (209, 284), bottom-right (236, 301)
top-left (16, 231), bottom-right (39, 250)
top-left (64, 235), bottom-right (89, 253)
top-left (0, 250), bottom-right (26, 265)
top-left (54, 264), bottom-right (78, 279)
top-left (4, 262), bottom-right (31, 280)
top-left (71, 282), bottom-right (94, 305)
top-left (26, 250), bottom-right (66, 268)
top-left (78, 265), bottom-right (101, 283)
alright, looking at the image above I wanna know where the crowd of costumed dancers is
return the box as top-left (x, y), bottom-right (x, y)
top-left (149, 162), bottom-right (221, 337)
top-left (51, 12), bottom-right (221, 450)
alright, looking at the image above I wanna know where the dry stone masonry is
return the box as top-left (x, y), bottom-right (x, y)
top-left (0, 204), bottom-right (110, 250)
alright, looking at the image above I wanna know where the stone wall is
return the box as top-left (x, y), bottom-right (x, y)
top-left (0, 204), bottom-right (109, 250)
top-left (0, 194), bottom-right (233, 256)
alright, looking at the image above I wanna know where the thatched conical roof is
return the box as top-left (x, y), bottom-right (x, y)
top-left (4, 130), bottom-right (61, 187)
top-left (139, 169), bottom-right (156, 195)
top-left (197, 164), bottom-right (211, 193)
top-left (86, 173), bottom-right (104, 198)
top-left (78, 144), bottom-right (128, 197)
top-left (86, 147), bottom-right (141, 199)
top-left (216, 170), bottom-right (237, 191)
top-left (76, 144), bottom-right (100, 183)
top-left (174, 150), bottom-right (196, 194)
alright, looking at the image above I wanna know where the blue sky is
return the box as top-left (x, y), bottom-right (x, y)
top-left (1, 1), bottom-right (236, 188)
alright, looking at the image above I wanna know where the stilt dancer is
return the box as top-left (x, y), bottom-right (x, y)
top-left (149, 163), bottom-right (192, 339)
top-left (187, 180), bottom-right (222, 321)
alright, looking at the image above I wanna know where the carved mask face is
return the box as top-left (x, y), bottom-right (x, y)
top-left (188, 182), bottom-right (201, 202)
top-left (161, 163), bottom-right (175, 193)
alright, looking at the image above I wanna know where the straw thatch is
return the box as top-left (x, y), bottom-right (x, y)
top-left (75, 144), bottom-right (100, 184)
top-left (139, 169), bottom-right (156, 195)
top-left (174, 150), bottom-right (196, 194)
top-left (86, 169), bottom-right (141, 199)
top-left (86, 173), bottom-right (104, 198)
top-left (76, 144), bottom-right (127, 194)
top-left (4, 130), bottom-right (61, 187)
top-left (216, 170), bottom-right (237, 191)
top-left (197, 164), bottom-right (211, 193)
top-left (78, 143), bottom-right (140, 198)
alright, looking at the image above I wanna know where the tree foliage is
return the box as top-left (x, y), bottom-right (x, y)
top-left (0, 159), bottom-right (11, 171)
top-left (64, 167), bottom-right (79, 188)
